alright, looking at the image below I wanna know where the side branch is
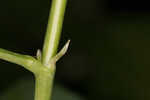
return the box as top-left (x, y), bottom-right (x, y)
top-left (0, 48), bottom-right (40, 73)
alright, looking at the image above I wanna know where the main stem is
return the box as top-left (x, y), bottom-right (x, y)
top-left (34, 0), bottom-right (67, 100)
top-left (42, 0), bottom-right (67, 65)
top-left (34, 66), bottom-right (55, 100)
top-left (35, 75), bottom-right (54, 100)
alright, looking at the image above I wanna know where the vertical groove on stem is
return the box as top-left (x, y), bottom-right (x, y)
top-left (42, 0), bottom-right (67, 66)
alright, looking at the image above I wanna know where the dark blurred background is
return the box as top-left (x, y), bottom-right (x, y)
top-left (0, 0), bottom-right (150, 100)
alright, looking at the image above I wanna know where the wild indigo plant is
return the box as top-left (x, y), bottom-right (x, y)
top-left (0, 0), bottom-right (69, 100)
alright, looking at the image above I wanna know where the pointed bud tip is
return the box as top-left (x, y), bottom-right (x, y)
top-left (36, 49), bottom-right (41, 60)
top-left (65, 40), bottom-right (70, 48)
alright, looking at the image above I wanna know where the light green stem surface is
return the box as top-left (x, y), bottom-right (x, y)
top-left (42, 0), bottom-right (67, 65)
top-left (35, 0), bottom-right (68, 100)
top-left (0, 0), bottom-right (68, 100)
top-left (34, 65), bottom-right (55, 100)
top-left (0, 48), bottom-right (40, 74)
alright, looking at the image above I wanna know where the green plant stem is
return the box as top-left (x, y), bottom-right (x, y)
top-left (35, 75), bottom-right (53, 100)
top-left (0, 48), bottom-right (40, 74)
top-left (34, 65), bottom-right (55, 100)
top-left (34, 40), bottom-right (70, 100)
top-left (35, 0), bottom-right (68, 100)
top-left (0, 0), bottom-right (68, 100)
top-left (42, 0), bottom-right (67, 65)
